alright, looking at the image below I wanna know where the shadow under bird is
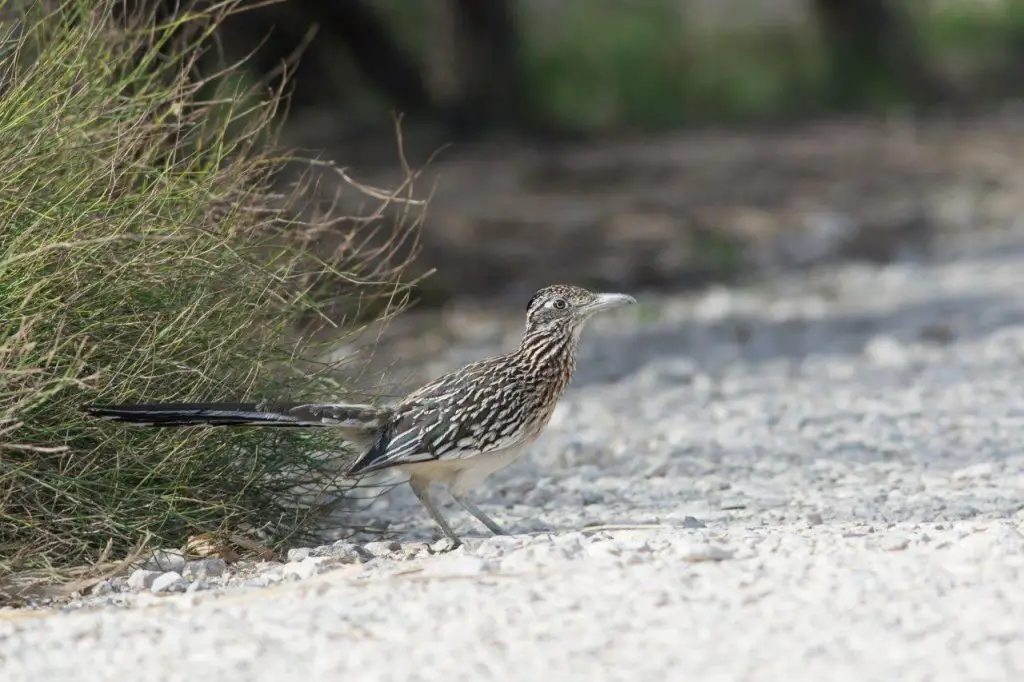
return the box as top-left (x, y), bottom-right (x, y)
top-left (84, 284), bottom-right (637, 549)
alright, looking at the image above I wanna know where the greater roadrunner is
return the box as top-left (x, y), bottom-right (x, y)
top-left (84, 284), bottom-right (636, 548)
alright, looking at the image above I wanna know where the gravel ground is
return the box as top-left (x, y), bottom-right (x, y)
top-left (4, 230), bottom-right (1024, 681)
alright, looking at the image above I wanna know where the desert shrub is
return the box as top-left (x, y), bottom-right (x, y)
top-left (0, 0), bottom-right (420, 576)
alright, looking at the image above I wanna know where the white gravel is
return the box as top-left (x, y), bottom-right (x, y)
top-left (3, 231), bottom-right (1024, 681)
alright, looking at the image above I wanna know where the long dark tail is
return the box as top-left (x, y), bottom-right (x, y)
top-left (82, 401), bottom-right (390, 431)
top-left (84, 401), bottom-right (402, 478)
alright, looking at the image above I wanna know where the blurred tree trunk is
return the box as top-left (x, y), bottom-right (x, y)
top-left (429, 0), bottom-right (523, 135)
top-left (123, 0), bottom-right (438, 117)
top-left (117, 0), bottom-right (544, 138)
top-left (811, 0), bottom-right (948, 107)
top-left (224, 0), bottom-right (436, 117)
top-left (316, 0), bottom-right (435, 117)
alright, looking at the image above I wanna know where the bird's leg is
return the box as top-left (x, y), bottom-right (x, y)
top-left (408, 476), bottom-right (463, 550)
top-left (450, 490), bottom-right (508, 536)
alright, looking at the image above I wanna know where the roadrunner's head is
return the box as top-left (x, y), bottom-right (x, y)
top-left (524, 284), bottom-right (636, 340)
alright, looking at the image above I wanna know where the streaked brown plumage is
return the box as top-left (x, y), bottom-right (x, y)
top-left (84, 284), bottom-right (636, 548)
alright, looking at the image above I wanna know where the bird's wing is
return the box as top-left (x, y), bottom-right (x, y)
top-left (346, 362), bottom-right (529, 475)
top-left (344, 392), bottom-right (458, 475)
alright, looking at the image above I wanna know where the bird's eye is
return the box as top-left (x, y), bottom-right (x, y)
top-left (551, 298), bottom-right (567, 310)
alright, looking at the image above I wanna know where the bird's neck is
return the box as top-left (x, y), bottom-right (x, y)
top-left (518, 324), bottom-right (580, 384)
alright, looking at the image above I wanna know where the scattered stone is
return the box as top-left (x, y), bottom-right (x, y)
top-left (133, 592), bottom-right (162, 608)
top-left (644, 459), bottom-right (671, 478)
top-left (863, 335), bottom-right (909, 367)
top-left (676, 541), bottom-right (734, 563)
top-left (428, 555), bottom-right (491, 577)
top-left (775, 210), bottom-right (857, 266)
top-left (182, 558), bottom-right (227, 581)
top-left (396, 541), bottom-right (432, 560)
top-left (523, 479), bottom-right (562, 506)
top-left (505, 542), bottom-right (563, 567)
top-left (141, 549), bottom-right (186, 573)
top-left (150, 572), bottom-right (188, 594)
top-left (694, 286), bottom-right (736, 319)
top-left (127, 569), bottom-right (162, 591)
top-left (918, 323), bottom-right (955, 344)
top-left (952, 462), bottom-right (995, 481)
top-left (363, 540), bottom-right (402, 557)
top-left (286, 547), bottom-right (313, 563)
top-left (284, 557), bottom-right (315, 577)
top-left (476, 535), bottom-right (521, 558)
top-left (553, 532), bottom-right (587, 551)
top-left (659, 358), bottom-right (698, 383)
top-left (618, 538), bottom-right (653, 553)
top-left (681, 516), bottom-right (707, 529)
top-left (430, 538), bottom-right (460, 554)
top-left (186, 580), bottom-right (212, 593)
top-left (585, 541), bottom-right (622, 561)
top-left (878, 533), bottom-right (911, 552)
top-left (500, 478), bottom-right (538, 496)
top-left (310, 541), bottom-right (368, 563)
top-left (283, 553), bottom-right (359, 581)
top-left (979, 522), bottom-right (1024, 557)
top-left (88, 580), bottom-right (115, 596)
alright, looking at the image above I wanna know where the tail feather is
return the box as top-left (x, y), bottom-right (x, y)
top-left (82, 401), bottom-right (391, 431)
top-left (85, 400), bottom-right (400, 476)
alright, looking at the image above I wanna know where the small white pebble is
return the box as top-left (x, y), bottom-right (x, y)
top-left (150, 572), bottom-right (188, 593)
top-left (182, 558), bottom-right (227, 581)
top-left (127, 569), bottom-right (161, 591)
top-left (474, 535), bottom-right (521, 559)
top-left (362, 540), bottom-right (401, 557)
top-left (682, 516), bottom-right (707, 529)
top-left (88, 580), bottom-right (115, 596)
top-left (878, 533), bottom-right (911, 552)
top-left (286, 547), bottom-right (312, 563)
top-left (676, 541), bottom-right (734, 562)
top-left (864, 335), bottom-right (909, 367)
top-left (311, 542), bottom-right (367, 563)
top-left (141, 549), bottom-right (186, 573)
top-left (585, 541), bottom-right (622, 561)
top-left (617, 538), bottom-right (653, 553)
top-left (427, 555), bottom-right (491, 577)
top-left (284, 558), bottom-right (323, 581)
top-left (430, 538), bottom-right (460, 554)
top-left (952, 462), bottom-right (995, 480)
top-left (644, 459), bottom-right (671, 478)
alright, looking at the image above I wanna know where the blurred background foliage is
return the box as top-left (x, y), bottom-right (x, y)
top-left (174, 0), bottom-right (1024, 307)
top-left (185, 0), bottom-right (1024, 135)
top-left (12, 0), bottom-right (1024, 315)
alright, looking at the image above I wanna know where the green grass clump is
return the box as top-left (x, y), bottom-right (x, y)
top-left (517, 0), bottom-right (1024, 131)
top-left (0, 0), bottom-right (418, 575)
top-left (517, 0), bottom-right (827, 132)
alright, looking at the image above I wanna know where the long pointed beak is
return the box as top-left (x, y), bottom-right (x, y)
top-left (584, 292), bottom-right (637, 314)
